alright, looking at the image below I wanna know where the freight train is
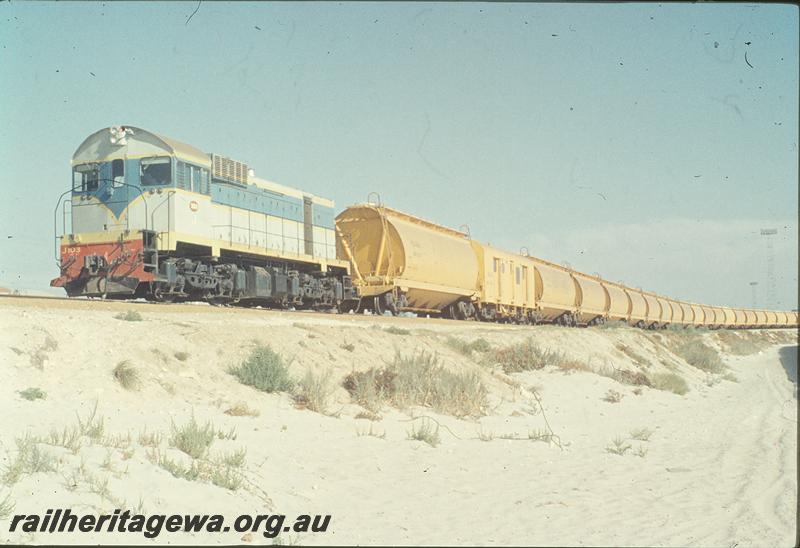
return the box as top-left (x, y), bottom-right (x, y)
top-left (51, 126), bottom-right (798, 329)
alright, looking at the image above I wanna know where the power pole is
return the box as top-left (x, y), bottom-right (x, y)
top-left (760, 228), bottom-right (777, 308)
top-left (749, 281), bottom-right (758, 308)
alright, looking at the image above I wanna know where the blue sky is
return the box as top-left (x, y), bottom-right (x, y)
top-left (0, 2), bottom-right (797, 310)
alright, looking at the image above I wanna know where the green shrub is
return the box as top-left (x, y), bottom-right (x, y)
top-left (150, 450), bottom-right (201, 481)
top-left (596, 320), bottom-right (629, 329)
top-left (445, 337), bottom-right (491, 357)
top-left (174, 351), bottom-right (190, 362)
top-left (210, 466), bottom-right (243, 491)
top-left (170, 416), bottom-right (216, 459)
top-left (19, 387), bottom-right (46, 401)
top-left (385, 326), bottom-right (411, 335)
top-left (0, 491), bottom-right (14, 519)
top-left (218, 448), bottom-right (247, 468)
top-left (229, 345), bottom-right (294, 393)
top-left (2, 434), bottom-right (57, 485)
top-left (650, 372), bottom-right (689, 395)
top-left (674, 339), bottom-right (724, 373)
top-left (114, 310), bottom-right (142, 322)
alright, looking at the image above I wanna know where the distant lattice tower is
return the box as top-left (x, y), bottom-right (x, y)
top-left (760, 228), bottom-right (777, 308)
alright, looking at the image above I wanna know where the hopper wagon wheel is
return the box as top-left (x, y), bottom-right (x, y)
top-left (374, 293), bottom-right (398, 316)
top-left (373, 295), bottom-right (385, 316)
top-left (456, 301), bottom-right (475, 321)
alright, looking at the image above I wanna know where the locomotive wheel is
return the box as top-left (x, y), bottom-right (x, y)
top-left (150, 283), bottom-right (175, 303)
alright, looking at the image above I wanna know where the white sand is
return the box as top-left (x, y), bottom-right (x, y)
top-left (0, 298), bottom-right (796, 546)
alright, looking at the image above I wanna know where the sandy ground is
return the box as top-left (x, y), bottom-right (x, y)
top-left (0, 297), bottom-right (796, 546)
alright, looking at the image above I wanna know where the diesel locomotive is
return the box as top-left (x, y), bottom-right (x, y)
top-left (51, 126), bottom-right (355, 309)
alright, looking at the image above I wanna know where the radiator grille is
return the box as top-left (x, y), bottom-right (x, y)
top-left (211, 154), bottom-right (249, 185)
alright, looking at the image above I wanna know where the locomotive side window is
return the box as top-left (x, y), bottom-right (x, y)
top-left (73, 164), bottom-right (99, 192)
top-left (112, 159), bottom-right (124, 187)
top-left (112, 159), bottom-right (124, 178)
top-left (140, 157), bottom-right (172, 186)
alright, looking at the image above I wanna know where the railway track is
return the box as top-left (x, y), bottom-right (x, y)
top-left (0, 294), bottom-right (515, 329)
top-left (1, 294), bottom-right (789, 335)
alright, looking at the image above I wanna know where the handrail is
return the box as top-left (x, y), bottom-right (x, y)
top-left (150, 190), bottom-right (174, 243)
top-left (53, 187), bottom-right (75, 261)
top-left (53, 179), bottom-right (150, 261)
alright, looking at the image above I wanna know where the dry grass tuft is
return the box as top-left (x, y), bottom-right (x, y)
top-left (714, 331), bottom-right (769, 356)
top-left (556, 359), bottom-right (592, 374)
top-left (596, 365), bottom-right (652, 387)
top-left (407, 418), bottom-right (440, 447)
top-left (293, 370), bottom-right (334, 414)
top-left (356, 424), bottom-right (386, 439)
top-left (629, 427), bottom-right (654, 441)
top-left (606, 436), bottom-right (632, 455)
top-left (488, 339), bottom-right (565, 373)
top-left (602, 389), bottom-right (624, 403)
top-left (354, 410), bottom-right (382, 421)
top-left (113, 360), bottom-right (141, 390)
top-left (615, 343), bottom-right (651, 367)
top-left (224, 402), bottom-right (260, 417)
top-left (138, 429), bottom-right (163, 448)
top-left (343, 351), bottom-right (487, 418)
